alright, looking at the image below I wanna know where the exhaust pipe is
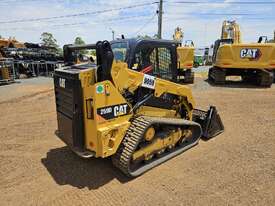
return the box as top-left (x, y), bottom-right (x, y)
top-left (192, 106), bottom-right (224, 140)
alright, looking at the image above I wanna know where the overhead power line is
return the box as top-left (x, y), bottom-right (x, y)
top-left (169, 1), bottom-right (275, 4)
top-left (0, 13), bottom-right (156, 31)
top-left (163, 15), bottom-right (275, 22)
top-left (165, 12), bottom-right (266, 16)
top-left (0, 1), bottom-right (158, 24)
top-left (130, 13), bottom-right (158, 37)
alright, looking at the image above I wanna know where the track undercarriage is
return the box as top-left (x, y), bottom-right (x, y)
top-left (208, 67), bottom-right (274, 87)
top-left (112, 116), bottom-right (202, 177)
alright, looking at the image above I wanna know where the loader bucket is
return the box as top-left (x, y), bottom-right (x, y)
top-left (192, 106), bottom-right (224, 140)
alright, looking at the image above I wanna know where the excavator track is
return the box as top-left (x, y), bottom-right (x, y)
top-left (257, 70), bottom-right (273, 87)
top-left (112, 116), bottom-right (202, 177)
top-left (208, 67), bottom-right (226, 84)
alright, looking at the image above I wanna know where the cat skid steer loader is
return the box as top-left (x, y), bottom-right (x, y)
top-left (173, 27), bottom-right (195, 83)
top-left (53, 39), bottom-right (224, 177)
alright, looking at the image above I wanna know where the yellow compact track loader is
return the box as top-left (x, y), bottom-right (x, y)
top-left (53, 39), bottom-right (224, 177)
top-left (177, 40), bottom-right (195, 83)
top-left (209, 20), bottom-right (275, 87)
top-left (173, 27), bottom-right (195, 83)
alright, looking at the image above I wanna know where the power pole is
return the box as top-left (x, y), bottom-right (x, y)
top-left (109, 28), bottom-right (115, 40)
top-left (157, 0), bottom-right (163, 39)
top-left (112, 30), bottom-right (115, 40)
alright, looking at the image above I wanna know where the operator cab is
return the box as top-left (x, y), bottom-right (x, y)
top-left (258, 36), bottom-right (268, 44)
top-left (111, 38), bottom-right (178, 81)
top-left (63, 38), bottom-right (179, 82)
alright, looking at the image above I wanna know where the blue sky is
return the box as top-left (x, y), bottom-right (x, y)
top-left (0, 0), bottom-right (275, 48)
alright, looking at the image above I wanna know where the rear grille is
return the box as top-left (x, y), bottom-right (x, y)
top-left (53, 70), bottom-right (84, 149)
top-left (55, 87), bottom-right (74, 118)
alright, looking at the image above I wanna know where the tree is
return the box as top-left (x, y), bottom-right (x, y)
top-left (137, 34), bottom-right (158, 39)
top-left (152, 34), bottom-right (159, 39)
top-left (74, 37), bottom-right (85, 45)
top-left (40, 32), bottom-right (59, 49)
top-left (74, 36), bottom-right (88, 54)
top-left (137, 34), bottom-right (151, 39)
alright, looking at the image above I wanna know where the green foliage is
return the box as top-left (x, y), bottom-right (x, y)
top-left (74, 36), bottom-right (88, 54)
top-left (40, 32), bottom-right (59, 49)
top-left (74, 37), bottom-right (85, 45)
top-left (57, 47), bottom-right (63, 56)
top-left (137, 34), bottom-right (158, 40)
top-left (89, 50), bottom-right (96, 56)
top-left (152, 34), bottom-right (159, 39)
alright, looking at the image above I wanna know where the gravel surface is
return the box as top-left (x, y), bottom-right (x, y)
top-left (0, 76), bottom-right (274, 206)
top-left (0, 77), bottom-right (53, 103)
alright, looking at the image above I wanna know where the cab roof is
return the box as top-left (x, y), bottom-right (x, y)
top-left (110, 38), bottom-right (179, 48)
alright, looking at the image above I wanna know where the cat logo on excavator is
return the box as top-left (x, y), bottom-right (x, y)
top-left (240, 48), bottom-right (261, 60)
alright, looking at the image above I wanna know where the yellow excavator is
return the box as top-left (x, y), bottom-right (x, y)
top-left (173, 27), bottom-right (195, 83)
top-left (53, 39), bottom-right (224, 177)
top-left (209, 20), bottom-right (275, 87)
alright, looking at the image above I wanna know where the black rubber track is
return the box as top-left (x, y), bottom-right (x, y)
top-left (112, 116), bottom-right (202, 177)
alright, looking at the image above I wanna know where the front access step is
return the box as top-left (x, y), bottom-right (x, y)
top-left (193, 106), bottom-right (224, 140)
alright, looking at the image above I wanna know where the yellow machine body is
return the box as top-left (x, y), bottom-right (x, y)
top-left (73, 62), bottom-right (195, 158)
top-left (172, 27), bottom-right (195, 83)
top-left (0, 38), bottom-right (25, 48)
top-left (209, 20), bottom-right (275, 86)
top-left (177, 46), bottom-right (194, 69)
top-left (215, 43), bottom-right (275, 69)
top-left (54, 39), bottom-right (224, 176)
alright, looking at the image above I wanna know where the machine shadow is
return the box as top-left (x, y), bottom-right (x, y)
top-left (205, 79), bottom-right (270, 89)
top-left (41, 146), bottom-right (131, 190)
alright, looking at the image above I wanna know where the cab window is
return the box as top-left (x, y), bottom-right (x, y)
top-left (133, 46), bottom-right (173, 80)
top-left (111, 42), bottom-right (127, 62)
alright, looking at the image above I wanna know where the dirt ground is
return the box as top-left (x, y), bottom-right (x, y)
top-left (0, 75), bottom-right (275, 206)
